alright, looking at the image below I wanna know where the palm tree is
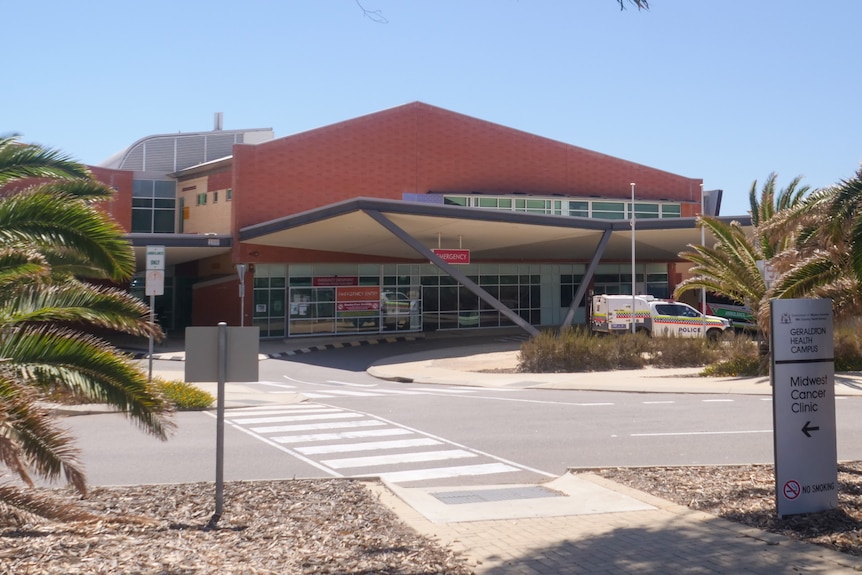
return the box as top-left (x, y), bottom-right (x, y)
top-left (676, 175), bottom-right (811, 333)
top-left (766, 168), bottom-right (862, 321)
top-left (0, 136), bottom-right (174, 524)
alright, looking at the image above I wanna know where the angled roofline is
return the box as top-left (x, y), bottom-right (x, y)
top-left (239, 197), bottom-right (751, 241)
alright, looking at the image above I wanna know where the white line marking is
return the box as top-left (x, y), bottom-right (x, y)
top-left (327, 407), bottom-right (555, 478)
top-left (226, 404), bottom-right (320, 412)
top-left (251, 419), bottom-right (386, 434)
top-left (631, 429), bottom-right (772, 437)
top-left (232, 412), bottom-right (362, 425)
top-left (362, 388), bottom-right (426, 395)
top-left (407, 387), bottom-right (478, 394)
top-left (297, 438), bottom-right (441, 455)
top-left (309, 389), bottom-right (381, 397)
top-left (378, 463), bottom-right (519, 483)
top-left (226, 408), bottom-right (339, 418)
top-left (574, 402), bottom-right (615, 406)
top-left (323, 449), bottom-right (476, 469)
top-left (273, 428), bottom-right (414, 445)
top-left (255, 381), bottom-right (298, 390)
top-left (321, 449), bottom-right (478, 469)
top-left (326, 380), bottom-right (376, 387)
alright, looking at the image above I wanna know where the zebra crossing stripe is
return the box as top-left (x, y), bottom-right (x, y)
top-left (232, 412), bottom-right (362, 425)
top-left (296, 437), bottom-right (441, 455)
top-left (377, 463), bottom-right (519, 483)
top-left (225, 407), bottom-right (340, 418)
top-left (272, 427), bottom-right (413, 444)
top-left (322, 449), bottom-right (476, 469)
top-left (252, 419), bottom-right (386, 434)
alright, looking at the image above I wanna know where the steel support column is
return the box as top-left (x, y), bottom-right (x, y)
top-left (363, 209), bottom-right (540, 337)
top-left (561, 228), bottom-right (613, 328)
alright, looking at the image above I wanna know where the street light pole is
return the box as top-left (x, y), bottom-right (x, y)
top-left (631, 182), bottom-right (636, 334)
top-left (700, 184), bottom-right (707, 335)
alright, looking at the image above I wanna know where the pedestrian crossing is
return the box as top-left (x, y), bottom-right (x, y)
top-left (222, 403), bottom-right (545, 484)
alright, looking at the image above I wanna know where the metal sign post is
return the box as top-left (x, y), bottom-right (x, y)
top-left (145, 246), bottom-right (165, 381)
top-left (185, 324), bottom-right (259, 528)
top-left (236, 264), bottom-right (247, 327)
top-left (771, 298), bottom-right (838, 517)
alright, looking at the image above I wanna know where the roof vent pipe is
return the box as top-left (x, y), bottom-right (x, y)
top-left (214, 112), bottom-right (223, 131)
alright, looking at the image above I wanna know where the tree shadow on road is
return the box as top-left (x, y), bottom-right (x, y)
top-left (477, 518), bottom-right (855, 574)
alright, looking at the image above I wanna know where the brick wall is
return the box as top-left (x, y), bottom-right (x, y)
top-left (232, 102), bottom-right (703, 229)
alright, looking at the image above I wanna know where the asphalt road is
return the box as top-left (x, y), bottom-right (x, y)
top-left (58, 336), bottom-right (862, 489)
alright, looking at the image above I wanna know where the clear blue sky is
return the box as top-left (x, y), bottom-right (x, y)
top-left (5, 1), bottom-right (861, 217)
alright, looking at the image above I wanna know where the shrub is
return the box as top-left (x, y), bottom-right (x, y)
top-left (518, 327), bottom-right (647, 372)
top-left (518, 323), bottom-right (862, 376)
top-left (519, 328), bottom-right (763, 374)
top-left (649, 336), bottom-right (722, 368)
top-left (154, 377), bottom-right (215, 410)
top-left (834, 321), bottom-right (862, 372)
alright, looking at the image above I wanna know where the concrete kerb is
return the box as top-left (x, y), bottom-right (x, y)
top-left (367, 349), bottom-right (862, 396)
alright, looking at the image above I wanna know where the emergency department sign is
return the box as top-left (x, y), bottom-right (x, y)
top-left (770, 298), bottom-right (838, 516)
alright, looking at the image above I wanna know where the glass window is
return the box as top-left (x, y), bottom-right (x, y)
top-left (444, 196), bottom-right (468, 206)
top-left (661, 204), bottom-right (681, 218)
top-left (592, 201), bottom-right (626, 219)
top-left (154, 181), bottom-right (176, 197)
top-left (152, 210), bottom-right (175, 233)
top-left (526, 199), bottom-right (547, 213)
top-left (568, 201), bottom-right (589, 217)
top-left (634, 203), bottom-right (659, 219)
top-left (131, 179), bottom-right (176, 233)
top-left (478, 197), bottom-right (498, 208)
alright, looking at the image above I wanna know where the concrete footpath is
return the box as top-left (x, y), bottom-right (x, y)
top-left (134, 334), bottom-right (862, 574)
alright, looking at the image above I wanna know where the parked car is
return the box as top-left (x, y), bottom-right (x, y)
top-left (381, 291), bottom-right (419, 327)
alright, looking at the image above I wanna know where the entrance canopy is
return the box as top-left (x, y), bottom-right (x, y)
top-left (240, 198), bottom-right (751, 336)
top-left (240, 197), bottom-right (750, 262)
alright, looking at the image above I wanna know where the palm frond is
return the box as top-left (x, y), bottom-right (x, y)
top-left (0, 136), bottom-right (91, 186)
top-left (0, 326), bottom-right (174, 440)
top-left (0, 483), bottom-right (98, 526)
top-left (0, 281), bottom-right (161, 340)
top-left (0, 188), bottom-right (135, 280)
top-left (31, 178), bottom-right (116, 203)
top-left (0, 372), bottom-right (87, 492)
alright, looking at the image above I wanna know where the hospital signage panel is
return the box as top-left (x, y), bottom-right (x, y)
top-left (770, 298), bottom-right (837, 516)
top-left (432, 249), bottom-right (470, 264)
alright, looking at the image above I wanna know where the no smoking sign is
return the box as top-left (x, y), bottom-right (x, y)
top-left (783, 480), bottom-right (801, 501)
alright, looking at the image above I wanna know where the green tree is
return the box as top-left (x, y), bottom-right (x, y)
top-left (766, 168), bottom-right (862, 320)
top-left (0, 136), bottom-right (174, 524)
top-left (675, 174), bottom-right (811, 354)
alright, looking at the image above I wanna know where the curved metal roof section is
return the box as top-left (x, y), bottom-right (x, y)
top-left (240, 198), bottom-right (752, 262)
top-left (100, 128), bottom-right (273, 173)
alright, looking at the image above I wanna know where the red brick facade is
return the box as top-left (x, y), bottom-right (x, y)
top-left (232, 102), bottom-right (703, 233)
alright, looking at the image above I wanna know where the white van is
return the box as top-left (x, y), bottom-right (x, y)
top-left (590, 294), bottom-right (731, 339)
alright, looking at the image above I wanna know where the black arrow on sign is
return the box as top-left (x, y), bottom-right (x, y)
top-left (802, 421), bottom-right (820, 438)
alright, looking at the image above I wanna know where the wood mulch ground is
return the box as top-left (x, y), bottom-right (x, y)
top-left (3, 465), bottom-right (862, 573)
